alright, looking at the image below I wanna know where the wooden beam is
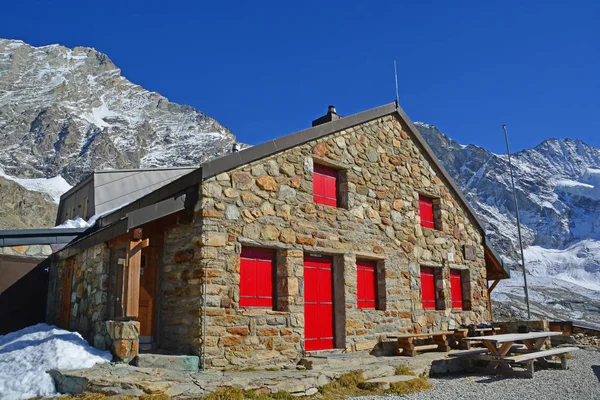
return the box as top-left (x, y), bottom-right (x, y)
top-left (488, 279), bottom-right (500, 294)
top-left (141, 238), bottom-right (150, 248)
top-left (124, 239), bottom-right (142, 317)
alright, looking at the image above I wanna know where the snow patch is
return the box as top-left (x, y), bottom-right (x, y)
top-left (0, 169), bottom-right (72, 203)
top-left (0, 324), bottom-right (111, 400)
top-left (52, 216), bottom-right (90, 229)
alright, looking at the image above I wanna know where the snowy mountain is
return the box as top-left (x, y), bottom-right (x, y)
top-left (0, 38), bottom-right (239, 228)
top-left (415, 122), bottom-right (600, 327)
top-left (0, 38), bottom-right (237, 186)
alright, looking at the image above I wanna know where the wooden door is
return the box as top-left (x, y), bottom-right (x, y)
top-left (304, 255), bottom-right (334, 351)
top-left (138, 246), bottom-right (158, 338)
top-left (59, 259), bottom-right (75, 329)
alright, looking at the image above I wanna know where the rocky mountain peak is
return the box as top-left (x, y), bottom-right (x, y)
top-left (0, 38), bottom-right (237, 185)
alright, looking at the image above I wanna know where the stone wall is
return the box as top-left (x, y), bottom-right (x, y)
top-left (159, 222), bottom-right (203, 355)
top-left (46, 243), bottom-right (111, 348)
top-left (182, 114), bottom-right (490, 367)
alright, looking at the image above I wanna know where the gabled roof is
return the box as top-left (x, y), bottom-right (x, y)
top-left (57, 102), bottom-right (505, 272)
top-left (95, 102), bottom-right (486, 233)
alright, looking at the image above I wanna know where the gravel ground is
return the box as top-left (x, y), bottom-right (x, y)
top-left (353, 348), bottom-right (600, 400)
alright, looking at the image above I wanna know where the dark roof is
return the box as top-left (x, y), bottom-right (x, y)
top-left (0, 228), bottom-right (88, 246)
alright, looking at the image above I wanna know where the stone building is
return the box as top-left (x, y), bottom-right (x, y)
top-left (45, 102), bottom-right (509, 367)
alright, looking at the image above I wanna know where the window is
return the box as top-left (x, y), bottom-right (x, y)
top-left (357, 259), bottom-right (376, 309)
top-left (239, 247), bottom-right (274, 307)
top-left (450, 269), bottom-right (463, 309)
top-left (313, 164), bottom-right (338, 207)
top-left (420, 267), bottom-right (436, 309)
top-left (418, 195), bottom-right (435, 229)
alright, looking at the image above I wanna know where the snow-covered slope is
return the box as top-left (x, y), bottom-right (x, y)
top-left (0, 38), bottom-right (238, 185)
top-left (416, 122), bottom-right (600, 326)
top-left (0, 168), bottom-right (71, 203)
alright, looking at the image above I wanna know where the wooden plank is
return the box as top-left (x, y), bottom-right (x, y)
top-left (463, 331), bottom-right (563, 343)
top-left (125, 239), bottom-right (142, 317)
top-left (59, 258), bottom-right (75, 329)
top-left (505, 347), bottom-right (579, 363)
top-left (388, 331), bottom-right (454, 339)
top-left (413, 344), bottom-right (439, 351)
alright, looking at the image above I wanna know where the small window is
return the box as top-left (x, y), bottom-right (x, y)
top-left (420, 267), bottom-right (436, 309)
top-left (313, 164), bottom-right (338, 207)
top-left (239, 247), bottom-right (274, 308)
top-left (357, 259), bottom-right (376, 309)
top-left (419, 195), bottom-right (435, 229)
top-left (450, 269), bottom-right (463, 309)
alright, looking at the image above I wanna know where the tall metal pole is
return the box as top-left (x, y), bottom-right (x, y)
top-left (503, 125), bottom-right (531, 319)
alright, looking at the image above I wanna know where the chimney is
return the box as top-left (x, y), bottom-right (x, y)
top-left (231, 143), bottom-right (239, 153)
top-left (312, 105), bottom-right (341, 127)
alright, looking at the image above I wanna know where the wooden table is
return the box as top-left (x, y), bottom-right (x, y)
top-left (452, 327), bottom-right (498, 349)
top-left (460, 331), bottom-right (577, 378)
top-left (387, 331), bottom-right (454, 356)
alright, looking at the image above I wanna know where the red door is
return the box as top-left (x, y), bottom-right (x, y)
top-left (304, 255), bottom-right (334, 351)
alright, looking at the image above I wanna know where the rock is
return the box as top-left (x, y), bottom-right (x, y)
top-left (256, 175), bottom-right (279, 191)
top-left (312, 143), bottom-right (328, 157)
top-left (367, 375), bottom-right (417, 390)
top-left (278, 185), bottom-right (296, 201)
top-left (232, 172), bottom-right (254, 190)
top-left (260, 225), bottom-right (279, 241)
top-left (280, 163), bottom-right (296, 177)
top-left (241, 192), bottom-right (263, 207)
top-left (225, 205), bottom-right (240, 220)
top-left (135, 354), bottom-right (199, 371)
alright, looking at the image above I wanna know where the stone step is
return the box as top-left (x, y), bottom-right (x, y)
top-left (298, 353), bottom-right (378, 370)
top-left (134, 354), bottom-right (200, 371)
top-left (367, 375), bottom-right (418, 390)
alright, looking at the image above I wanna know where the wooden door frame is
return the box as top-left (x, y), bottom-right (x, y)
top-left (139, 245), bottom-right (159, 345)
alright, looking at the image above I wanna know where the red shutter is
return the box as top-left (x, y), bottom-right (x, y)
top-left (313, 164), bottom-right (338, 206)
top-left (450, 270), bottom-right (463, 309)
top-left (357, 259), bottom-right (376, 309)
top-left (419, 196), bottom-right (435, 229)
top-left (240, 248), bottom-right (274, 307)
top-left (420, 267), bottom-right (436, 309)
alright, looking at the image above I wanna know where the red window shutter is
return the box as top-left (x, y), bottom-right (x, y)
top-left (239, 248), bottom-right (274, 307)
top-left (450, 270), bottom-right (463, 309)
top-left (420, 267), bottom-right (436, 309)
top-left (419, 196), bottom-right (435, 229)
top-left (357, 259), bottom-right (376, 309)
top-left (313, 164), bottom-right (338, 206)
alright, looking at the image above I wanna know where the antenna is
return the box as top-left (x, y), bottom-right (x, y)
top-left (503, 124), bottom-right (531, 319)
top-left (394, 60), bottom-right (399, 108)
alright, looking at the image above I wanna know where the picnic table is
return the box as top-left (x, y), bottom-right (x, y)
top-left (387, 331), bottom-right (454, 356)
top-left (455, 331), bottom-right (578, 378)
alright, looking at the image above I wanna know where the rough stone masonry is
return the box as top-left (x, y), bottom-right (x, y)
top-left (159, 114), bottom-right (490, 368)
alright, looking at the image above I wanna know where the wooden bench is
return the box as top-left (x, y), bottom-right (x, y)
top-left (452, 327), bottom-right (498, 349)
top-left (505, 346), bottom-right (579, 371)
top-left (387, 331), bottom-right (453, 356)
top-left (473, 346), bottom-right (579, 378)
top-left (448, 344), bottom-right (525, 358)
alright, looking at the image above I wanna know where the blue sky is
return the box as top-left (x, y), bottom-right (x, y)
top-left (1, 0), bottom-right (598, 153)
